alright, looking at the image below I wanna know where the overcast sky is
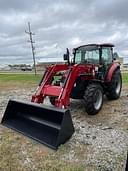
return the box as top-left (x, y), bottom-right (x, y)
top-left (0, 0), bottom-right (128, 65)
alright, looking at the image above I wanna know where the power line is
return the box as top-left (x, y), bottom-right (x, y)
top-left (25, 22), bottom-right (37, 75)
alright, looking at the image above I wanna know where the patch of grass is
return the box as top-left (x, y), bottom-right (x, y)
top-left (122, 73), bottom-right (128, 83)
top-left (0, 73), bottom-right (42, 84)
top-left (0, 73), bottom-right (42, 90)
top-left (0, 127), bottom-right (86, 171)
top-left (33, 160), bottom-right (85, 171)
top-left (0, 128), bottom-right (85, 171)
top-left (0, 72), bottom-right (127, 83)
top-left (0, 72), bottom-right (127, 91)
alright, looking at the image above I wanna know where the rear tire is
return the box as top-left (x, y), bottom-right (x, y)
top-left (106, 69), bottom-right (122, 100)
top-left (84, 84), bottom-right (103, 115)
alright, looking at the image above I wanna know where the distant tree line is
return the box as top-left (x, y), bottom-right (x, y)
top-left (8, 64), bottom-right (32, 67)
top-left (7, 64), bottom-right (32, 71)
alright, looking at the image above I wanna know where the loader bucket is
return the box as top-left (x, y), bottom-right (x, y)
top-left (1, 99), bottom-right (74, 149)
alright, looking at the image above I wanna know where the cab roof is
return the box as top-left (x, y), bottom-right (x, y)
top-left (74, 43), bottom-right (114, 50)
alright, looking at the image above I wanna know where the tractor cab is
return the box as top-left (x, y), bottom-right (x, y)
top-left (73, 44), bottom-right (114, 79)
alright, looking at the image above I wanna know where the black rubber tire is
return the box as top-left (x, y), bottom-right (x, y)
top-left (84, 84), bottom-right (103, 115)
top-left (49, 96), bottom-right (56, 105)
top-left (106, 69), bottom-right (122, 100)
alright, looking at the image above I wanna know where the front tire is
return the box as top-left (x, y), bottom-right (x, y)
top-left (84, 84), bottom-right (103, 115)
top-left (106, 69), bottom-right (122, 100)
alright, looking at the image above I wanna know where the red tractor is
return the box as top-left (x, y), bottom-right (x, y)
top-left (1, 43), bottom-right (122, 149)
top-left (32, 43), bottom-right (122, 114)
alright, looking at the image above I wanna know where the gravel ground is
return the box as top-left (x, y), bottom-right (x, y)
top-left (0, 85), bottom-right (128, 171)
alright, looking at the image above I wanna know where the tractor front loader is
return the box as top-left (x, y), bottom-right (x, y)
top-left (1, 44), bottom-right (122, 149)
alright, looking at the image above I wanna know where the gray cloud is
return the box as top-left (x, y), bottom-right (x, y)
top-left (0, 0), bottom-right (128, 65)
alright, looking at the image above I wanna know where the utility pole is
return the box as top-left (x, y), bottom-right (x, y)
top-left (25, 22), bottom-right (37, 75)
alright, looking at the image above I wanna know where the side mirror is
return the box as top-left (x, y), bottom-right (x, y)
top-left (113, 52), bottom-right (119, 60)
top-left (63, 54), bottom-right (69, 61)
top-left (63, 48), bottom-right (70, 64)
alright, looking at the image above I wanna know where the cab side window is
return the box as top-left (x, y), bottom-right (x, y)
top-left (101, 48), bottom-right (112, 64)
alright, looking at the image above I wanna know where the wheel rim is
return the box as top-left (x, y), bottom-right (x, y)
top-left (94, 89), bottom-right (102, 110)
top-left (115, 76), bottom-right (121, 95)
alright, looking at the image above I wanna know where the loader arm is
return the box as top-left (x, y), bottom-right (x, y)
top-left (32, 64), bottom-right (95, 108)
top-left (32, 64), bottom-right (68, 103)
top-left (56, 64), bottom-right (95, 108)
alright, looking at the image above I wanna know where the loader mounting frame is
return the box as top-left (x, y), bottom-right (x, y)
top-left (32, 64), bottom-right (95, 108)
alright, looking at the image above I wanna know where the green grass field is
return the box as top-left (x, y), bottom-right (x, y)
top-left (0, 72), bottom-right (127, 84)
top-left (0, 73), bottom-right (42, 86)
top-left (122, 72), bottom-right (128, 83)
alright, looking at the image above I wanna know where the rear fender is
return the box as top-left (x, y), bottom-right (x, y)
top-left (105, 63), bottom-right (120, 82)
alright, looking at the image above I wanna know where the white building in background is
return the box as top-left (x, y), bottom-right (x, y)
top-left (117, 57), bottom-right (124, 70)
top-left (117, 57), bottom-right (128, 71)
top-left (0, 65), bottom-right (11, 71)
top-left (123, 63), bottom-right (128, 71)
top-left (37, 57), bottom-right (64, 63)
top-left (36, 57), bottom-right (64, 71)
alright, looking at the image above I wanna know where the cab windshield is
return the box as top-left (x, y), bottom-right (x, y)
top-left (75, 47), bottom-right (100, 64)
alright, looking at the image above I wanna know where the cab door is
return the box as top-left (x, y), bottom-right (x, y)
top-left (100, 47), bottom-right (113, 78)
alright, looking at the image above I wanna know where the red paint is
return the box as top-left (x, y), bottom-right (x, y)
top-left (31, 62), bottom-right (120, 109)
top-left (43, 85), bottom-right (62, 97)
top-left (105, 63), bottom-right (120, 82)
top-left (31, 64), bottom-right (95, 108)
